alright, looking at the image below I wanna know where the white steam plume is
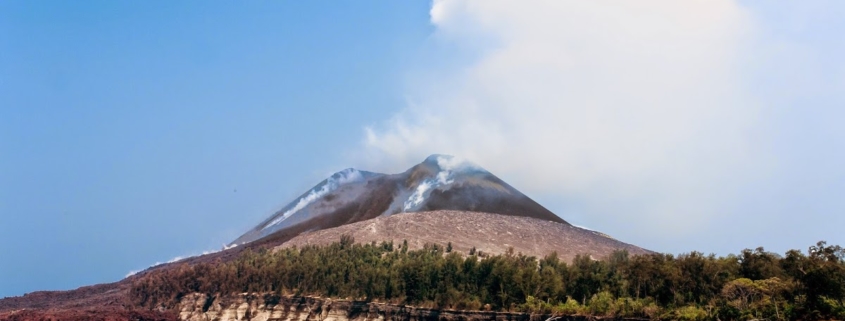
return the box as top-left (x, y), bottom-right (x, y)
top-left (365, 0), bottom-right (759, 235)
top-left (361, 0), bottom-right (845, 253)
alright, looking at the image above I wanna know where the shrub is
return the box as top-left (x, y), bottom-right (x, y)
top-left (522, 296), bottom-right (553, 314)
top-left (614, 297), bottom-right (655, 318)
top-left (587, 291), bottom-right (614, 316)
top-left (642, 301), bottom-right (662, 319)
top-left (553, 297), bottom-right (584, 315)
top-left (675, 305), bottom-right (708, 321)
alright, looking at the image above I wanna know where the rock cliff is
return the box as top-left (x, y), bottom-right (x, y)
top-left (177, 293), bottom-right (640, 321)
top-left (179, 293), bottom-right (535, 321)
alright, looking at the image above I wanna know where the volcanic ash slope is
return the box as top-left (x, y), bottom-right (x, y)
top-left (279, 210), bottom-right (650, 262)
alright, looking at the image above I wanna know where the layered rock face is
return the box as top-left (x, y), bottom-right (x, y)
top-left (179, 293), bottom-right (616, 321)
top-left (180, 293), bottom-right (518, 321)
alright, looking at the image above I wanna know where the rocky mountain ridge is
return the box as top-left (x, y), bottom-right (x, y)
top-left (233, 155), bottom-right (566, 245)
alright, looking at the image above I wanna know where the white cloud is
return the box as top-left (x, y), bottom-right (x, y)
top-left (361, 0), bottom-right (845, 254)
top-left (363, 0), bottom-right (766, 244)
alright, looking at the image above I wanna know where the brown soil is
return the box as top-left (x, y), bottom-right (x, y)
top-left (280, 210), bottom-right (650, 262)
top-left (0, 282), bottom-right (128, 312)
top-left (0, 308), bottom-right (177, 321)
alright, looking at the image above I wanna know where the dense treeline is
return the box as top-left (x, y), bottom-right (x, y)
top-left (130, 237), bottom-right (845, 320)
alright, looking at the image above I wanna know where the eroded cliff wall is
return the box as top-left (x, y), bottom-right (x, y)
top-left (178, 293), bottom-right (561, 321)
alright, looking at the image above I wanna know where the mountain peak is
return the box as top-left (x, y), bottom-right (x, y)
top-left (420, 154), bottom-right (484, 173)
top-left (330, 167), bottom-right (362, 180)
top-left (231, 155), bottom-right (566, 245)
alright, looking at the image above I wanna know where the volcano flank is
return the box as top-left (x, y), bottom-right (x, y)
top-left (0, 154), bottom-right (650, 320)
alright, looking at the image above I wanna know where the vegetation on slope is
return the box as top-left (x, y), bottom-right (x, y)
top-left (130, 236), bottom-right (845, 321)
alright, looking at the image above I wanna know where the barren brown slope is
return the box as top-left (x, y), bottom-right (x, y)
top-left (279, 211), bottom-right (650, 262)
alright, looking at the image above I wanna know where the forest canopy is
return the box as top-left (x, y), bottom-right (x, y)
top-left (131, 237), bottom-right (845, 321)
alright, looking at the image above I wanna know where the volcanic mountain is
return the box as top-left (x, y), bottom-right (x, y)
top-left (228, 154), bottom-right (648, 261)
top-left (0, 154), bottom-right (649, 320)
top-left (232, 154), bottom-right (567, 246)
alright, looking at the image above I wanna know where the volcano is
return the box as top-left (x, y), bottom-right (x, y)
top-left (0, 154), bottom-right (650, 320)
top-left (232, 154), bottom-right (567, 245)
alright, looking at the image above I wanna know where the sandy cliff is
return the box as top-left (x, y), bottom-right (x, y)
top-left (178, 293), bottom-right (638, 321)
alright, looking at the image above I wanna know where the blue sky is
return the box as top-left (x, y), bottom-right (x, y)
top-left (0, 1), bottom-right (432, 297)
top-left (2, 1), bottom-right (844, 298)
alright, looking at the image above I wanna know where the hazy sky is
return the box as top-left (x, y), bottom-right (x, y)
top-left (2, 1), bottom-right (844, 298)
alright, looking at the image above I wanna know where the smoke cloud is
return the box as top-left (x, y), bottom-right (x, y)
top-left (360, 1), bottom-right (845, 253)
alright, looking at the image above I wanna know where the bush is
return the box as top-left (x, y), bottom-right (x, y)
top-left (553, 297), bottom-right (585, 315)
top-left (587, 291), bottom-right (615, 316)
top-left (455, 297), bottom-right (482, 311)
top-left (522, 296), bottom-right (553, 314)
top-left (613, 297), bottom-right (658, 318)
top-left (675, 305), bottom-right (708, 321)
top-left (820, 296), bottom-right (845, 320)
top-left (642, 301), bottom-right (662, 319)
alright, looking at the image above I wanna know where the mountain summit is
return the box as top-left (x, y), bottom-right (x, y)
top-left (232, 154), bottom-right (567, 245)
